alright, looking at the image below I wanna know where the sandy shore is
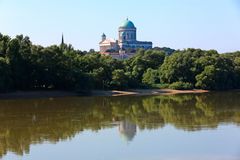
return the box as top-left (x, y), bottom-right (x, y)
top-left (0, 89), bottom-right (209, 99)
top-left (92, 89), bottom-right (209, 97)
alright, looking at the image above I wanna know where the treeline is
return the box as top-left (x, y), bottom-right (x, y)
top-left (0, 33), bottom-right (240, 92)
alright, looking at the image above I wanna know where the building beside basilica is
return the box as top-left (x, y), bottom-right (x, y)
top-left (99, 19), bottom-right (152, 59)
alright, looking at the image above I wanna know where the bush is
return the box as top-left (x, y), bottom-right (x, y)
top-left (169, 82), bottom-right (193, 90)
top-left (152, 83), bottom-right (169, 89)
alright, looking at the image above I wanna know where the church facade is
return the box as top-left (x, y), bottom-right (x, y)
top-left (99, 19), bottom-right (152, 59)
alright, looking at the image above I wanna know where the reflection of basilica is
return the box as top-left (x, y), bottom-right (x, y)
top-left (118, 120), bottom-right (137, 142)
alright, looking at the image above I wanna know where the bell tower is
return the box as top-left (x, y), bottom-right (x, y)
top-left (101, 33), bottom-right (106, 41)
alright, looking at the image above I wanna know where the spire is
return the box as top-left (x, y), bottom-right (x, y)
top-left (61, 33), bottom-right (64, 45)
top-left (61, 33), bottom-right (65, 51)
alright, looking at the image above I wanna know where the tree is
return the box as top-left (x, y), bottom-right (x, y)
top-left (195, 65), bottom-right (218, 90)
top-left (0, 34), bottom-right (10, 55)
top-left (111, 69), bottom-right (129, 89)
top-left (234, 57), bottom-right (240, 88)
top-left (195, 56), bottom-right (235, 90)
top-left (126, 49), bottom-right (166, 86)
top-left (0, 58), bottom-right (12, 92)
top-left (159, 49), bottom-right (221, 88)
top-left (91, 67), bottom-right (106, 89)
top-left (142, 68), bottom-right (159, 86)
top-left (6, 38), bottom-right (24, 89)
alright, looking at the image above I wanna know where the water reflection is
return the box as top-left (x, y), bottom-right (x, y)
top-left (0, 92), bottom-right (240, 157)
top-left (119, 120), bottom-right (137, 142)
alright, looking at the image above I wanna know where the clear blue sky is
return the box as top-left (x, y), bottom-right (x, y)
top-left (0, 0), bottom-right (240, 53)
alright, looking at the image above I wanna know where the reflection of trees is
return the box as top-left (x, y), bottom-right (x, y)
top-left (0, 92), bottom-right (240, 157)
top-left (140, 92), bottom-right (240, 131)
top-left (0, 97), bottom-right (115, 157)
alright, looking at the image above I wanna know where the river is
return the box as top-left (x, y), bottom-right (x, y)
top-left (0, 92), bottom-right (240, 160)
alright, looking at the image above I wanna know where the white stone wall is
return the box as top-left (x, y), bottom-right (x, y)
top-left (118, 27), bottom-right (137, 43)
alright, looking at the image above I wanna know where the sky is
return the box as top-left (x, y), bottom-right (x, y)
top-left (0, 0), bottom-right (240, 53)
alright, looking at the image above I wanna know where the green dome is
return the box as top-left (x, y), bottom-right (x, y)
top-left (120, 19), bottom-right (135, 28)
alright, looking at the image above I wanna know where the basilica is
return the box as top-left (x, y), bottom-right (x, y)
top-left (99, 19), bottom-right (152, 59)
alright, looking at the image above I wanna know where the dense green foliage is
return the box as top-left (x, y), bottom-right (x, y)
top-left (169, 82), bottom-right (193, 90)
top-left (0, 33), bottom-right (240, 92)
top-left (160, 49), bottom-right (239, 90)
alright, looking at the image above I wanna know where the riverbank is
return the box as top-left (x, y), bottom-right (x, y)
top-left (0, 89), bottom-right (209, 99)
top-left (91, 89), bottom-right (209, 96)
